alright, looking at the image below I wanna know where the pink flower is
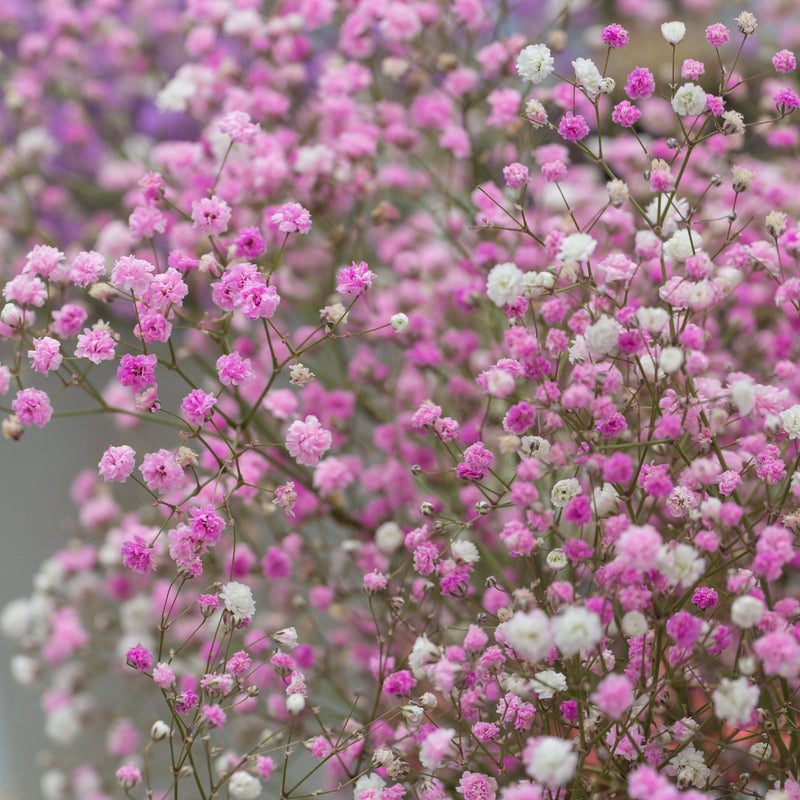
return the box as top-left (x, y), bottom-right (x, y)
top-left (705, 23), bottom-right (729, 47)
top-left (180, 389), bottom-right (217, 427)
top-left (116, 353), bottom-right (157, 391)
top-left (216, 352), bottom-right (255, 386)
top-left (503, 162), bottom-right (529, 188)
top-left (600, 24), bottom-right (629, 48)
top-left (98, 444), bottom-right (136, 482)
top-left (456, 442), bottom-right (494, 480)
top-left (557, 112), bottom-right (589, 142)
top-left (12, 388), bottom-right (52, 427)
top-left (383, 669), bottom-right (416, 695)
top-left (201, 704), bottom-right (226, 728)
top-left (28, 337), bottom-right (62, 375)
top-left (773, 50), bottom-right (796, 73)
top-left (234, 227), bottom-right (267, 258)
top-left (191, 195), bottom-right (231, 236)
top-left (121, 536), bottom-right (155, 573)
top-left (592, 674), bottom-right (634, 718)
top-left (271, 202), bottom-right (312, 234)
top-left (139, 449), bottom-right (184, 493)
top-left (110, 255), bottom-right (155, 294)
top-left (624, 67), bottom-right (655, 99)
top-left (126, 643), bottom-right (153, 671)
top-left (775, 88), bottom-right (800, 113)
top-left (336, 260), bottom-right (375, 296)
top-left (152, 663), bottom-right (175, 689)
top-left (753, 631), bottom-right (800, 677)
top-left (285, 415), bottom-right (332, 466)
top-left (24, 245), bottom-right (65, 278)
top-left (218, 110), bottom-right (261, 144)
top-left (75, 324), bottom-right (117, 363)
top-left (51, 304), bottom-right (87, 338)
top-left (116, 764), bottom-right (142, 789)
top-left (457, 771), bottom-right (498, 800)
top-left (147, 268), bottom-right (188, 311)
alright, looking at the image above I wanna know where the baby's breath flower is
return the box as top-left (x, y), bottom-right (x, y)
top-left (736, 11), bottom-right (758, 35)
top-left (732, 165), bottom-right (755, 192)
top-left (516, 44), bottom-right (554, 84)
top-left (661, 21), bottom-right (687, 45)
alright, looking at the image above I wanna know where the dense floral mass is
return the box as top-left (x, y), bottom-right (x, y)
top-left (3, 1), bottom-right (800, 799)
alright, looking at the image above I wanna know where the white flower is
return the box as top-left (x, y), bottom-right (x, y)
top-left (713, 677), bottom-right (759, 726)
top-left (546, 549), bottom-right (568, 571)
top-left (523, 737), bottom-right (577, 787)
top-left (486, 262), bottom-right (524, 307)
top-left (390, 312), bottom-right (409, 332)
top-left (730, 378), bottom-right (755, 416)
top-left (749, 742), bottom-right (772, 761)
top-left (592, 482), bottom-right (619, 517)
top-left (45, 704), bottom-right (82, 745)
top-left (663, 229), bottom-right (703, 262)
top-left (667, 743), bottom-right (710, 788)
top-left (520, 270), bottom-right (555, 299)
top-left (228, 771), bottom-right (262, 800)
top-left (551, 478), bottom-right (581, 508)
top-left (780, 404), bottom-right (800, 438)
top-left (451, 539), bottom-right (480, 563)
top-left (656, 543), bottom-right (704, 588)
top-left (636, 306), bottom-right (670, 332)
top-left (354, 774), bottom-right (385, 800)
top-left (572, 57), bottom-right (603, 98)
top-left (671, 83), bottom-right (707, 116)
top-left (736, 11), bottom-right (758, 34)
top-left (730, 595), bottom-right (765, 628)
top-left (516, 44), bottom-right (554, 84)
top-left (531, 669), bottom-right (567, 699)
top-left (219, 581), bottom-right (256, 623)
top-left (621, 611), bottom-right (649, 637)
top-left (1, 598), bottom-right (32, 638)
top-left (408, 634), bottom-right (442, 677)
top-left (375, 522), bottom-right (404, 553)
top-left (584, 315), bottom-right (623, 356)
top-left (552, 606), bottom-right (602, 657)
top-left (660, 347), bottom-right (684, 374)
top-left (661, 21), bottom-right (686, 44)
top-left (559, 232), bottom-right (597, 262)
top-left (504, 609), bottom-right (553, 663)
top-left (286, 693), bottom-right (306, 714)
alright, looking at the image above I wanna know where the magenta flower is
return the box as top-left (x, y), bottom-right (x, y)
top-left (600, 23), bottom-right (629, 48)
top-left (126, 643), bottom-right (154, 671)
top-left (180, 389), bottom-right (217, 427)
top-left (557, 112), bottom-right (589, 142)
top-left (336, 260), bottom-right (375, 296)
top-left (121, 536), bottom-right (155, 573)
top-left (116, 353), bottom-right (157, 391)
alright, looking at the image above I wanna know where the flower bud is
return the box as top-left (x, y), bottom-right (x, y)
top-left (151, 720), bottom-right (171, 741)
top-left (286, 693), bottom-right (306, 715)
top-left (0, 303), bottom-right (22, 328)
top-left (2, 415), bottom-right (23, 441)
top-left (390, 312), bottom-right (409, 332)
top-left (272, 627), bottom-right (298, 649)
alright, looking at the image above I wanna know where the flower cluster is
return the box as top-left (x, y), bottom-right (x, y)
top-left (3, 3), bottom-right (800, 800)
